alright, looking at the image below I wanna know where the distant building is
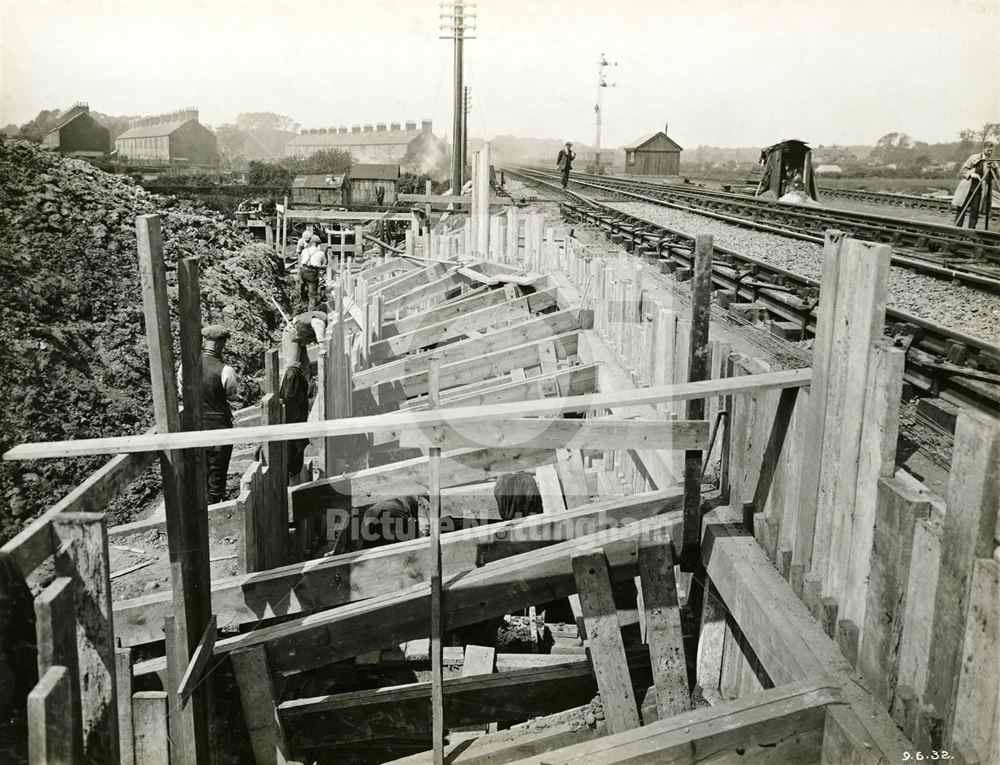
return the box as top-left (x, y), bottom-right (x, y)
top-left (291, 173), bottom-right (347, 206)
top-left (42, 103), bottom-right (110, 157)
top-left (347, 164), bottom-right (400, 206)
top-left (114, 108), bottom-right (218, 166)
top-left (285, 120), bottom-right (445, 172)
top-left (623, 125), bottom-right (684, 175)
top-left (815, 164), bottom-right (843, 176)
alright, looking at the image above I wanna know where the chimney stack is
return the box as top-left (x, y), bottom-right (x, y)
top-left (376, 122), bottom-right (387, 132)
top-left (421, 119), bottom-right (432, 132)
top-left (664, 122), bottom-right (669, 136)
top-left (352, 125), bottom-right (361, 133)
top-left (390, 121), bottom-right (401, 131)
top-left (363, 124), bottom-right (374, 133)
top-left (339, 126), bottom-right (348, 133)
top-left (405, 121), bottom-right (417, 131)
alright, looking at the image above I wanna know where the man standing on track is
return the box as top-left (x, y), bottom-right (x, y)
top-left (557, 141), bottom-right (576, 189)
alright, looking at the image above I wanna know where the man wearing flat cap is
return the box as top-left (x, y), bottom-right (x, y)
top-left (556, 141), bottom-right (576, 189)
top-left (179, 325), bottom-right (240, 503)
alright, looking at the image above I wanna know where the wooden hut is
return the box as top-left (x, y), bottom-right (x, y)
top-left (291, 174), bottom-right (347, 207)
top-left (623, 125), bottom-right (683, 176)
top-left (347, 164), bottom-right (400, 206)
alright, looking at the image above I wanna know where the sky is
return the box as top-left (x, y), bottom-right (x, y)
top-left (1, 0), bottom-right (998, 150)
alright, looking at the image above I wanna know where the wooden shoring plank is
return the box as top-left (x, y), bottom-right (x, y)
top-left (895, 519), bottom-right (942, 714)
top-left (428, 357), bottom-right (445, 764)
top-left (536, 464), bottom-right (566, 513)
top-left (383, 269), bottom-right (472, 318)
top-left (33, 576), bottom-right (83, 762)
top-left (382, 284), bottom-right (503, 337)
top-left (792, 231), bottom-right (846, 576)
top-left (398, 417), bottom-right (709, 452)
top-left (556, 449), bottom-right (590, 508)
top-left (748, 386), bottom-right (799, 517)
top-left (279, 648), bottom-right (652, 749)
top-left (701, 509), bottom-right (912, 761)
top-left (695, 580), bottom-right (726, 705)
top-left (132, 692), bottom-right (170, 765)
top-left (291, 446), bottom-right (558, 513)
top-left (28, 666), bottom-right (75, 765)
top-left (138, 513), bottom-right (682, 678)
top-left (5, 369), bottom-right (813, 460)
top-left (500, 679), bottom-right (840, 765)
top-left (922, 411), bottom-right (1000, 746)
top-left (120, 490), bottom-right (681, 648)
top-left (355, 256), bottom-right (419, 283)
top-left (571, 548), bottom-right (641, 733)
top-left (231, 645), bottom-right (293, 765)
top-left (637, 530), bottom-right (689, 719)
top-left (373, 288), bottom-right (558, 362)
top-left (115, 647), bottom-right (135, 765)
top-left (950, 557), bottom-right (999, 765)
top-left (177, 616), bottom-right (217, 704)
top-left (51, 512), bottom-right (119, 763)
top-left (284, 209), bottom-right (415, 222)
top-left (354, 312), bottom-right (581, 395)
top-left (815, 238), bottom-right (891, 599)
top-left (260, 393), bottom-right (289, 570)
top-left (820, 704), bottom-right (890, 765)
top-left (384, 330), bottom-right (578, 405)
top-left (1, 442), bottom-right (156, 578)
top-left (856, 475), bottom-right (931, 707)
top-left (372, 262), bottom-right (448, 301)
top-left (840, 340), bottom-right (905, 630)
top-left (403, 364), bottom-right (598, 414)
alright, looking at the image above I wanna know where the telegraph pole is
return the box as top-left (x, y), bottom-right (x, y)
top-left (462, 86), bottom-right (472, 184)
top-left (594, 53), bottom-right (615, 174)
top-left (441, 1), bottom-right (476, 193)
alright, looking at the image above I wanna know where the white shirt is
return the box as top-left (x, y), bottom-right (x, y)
top-left (176, 362), bottom-right (238, 399)
top-left (300, 244), bottom-right (326, 268)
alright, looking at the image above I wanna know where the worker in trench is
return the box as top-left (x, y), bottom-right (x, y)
top-left (277, 310), bottom-right (327, 477)
top-left (298, 234), bottom-right (327, 311)
top-left (177, 325), bottom-right (240, 504)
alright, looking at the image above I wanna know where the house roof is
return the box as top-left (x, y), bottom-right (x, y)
top-left (45, 109), bottom-right (96, 136)
top-left (624, 131), bottom-right (684, 152)
top-left (350, 164), bottom-right (400, 180)
top-left (292, 174), bottom-right (346, 189)
top-left (116, 119), bottom-right (194, 140)
top-left (286, 129), bottom-right (427, 148)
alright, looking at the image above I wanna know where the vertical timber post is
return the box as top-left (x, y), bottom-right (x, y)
top-left (428, 356), bottom-right (445, 765)
top-left (681, 234), bottom-right (713, 572)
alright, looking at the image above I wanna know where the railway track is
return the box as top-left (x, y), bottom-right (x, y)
top-left (683, 174), bottom-right (955, 213)
top-left (514, 166), bottom-right (1000, 293)
top-left (505, 167), bottom-right (1000, 417)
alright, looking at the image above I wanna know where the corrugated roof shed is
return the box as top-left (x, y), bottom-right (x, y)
top-left (350, 164), bottom-right (400, 180)
top-left (292, 174), bottom-right (347, 189)
top-left (286, 129), bottom-right (424, 148)
top-left (624, 132), bottom-right (684, 151)
top-left (116, 119), bottom-right (192, 139)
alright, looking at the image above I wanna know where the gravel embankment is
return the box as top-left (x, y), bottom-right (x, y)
top-left (605, 201), bottom-right (1000, 343)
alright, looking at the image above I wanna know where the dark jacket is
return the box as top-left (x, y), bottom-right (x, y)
top-left (201, 351), bottom-right (233, 428)
top-left (557, 148), bottom-right (575, 171)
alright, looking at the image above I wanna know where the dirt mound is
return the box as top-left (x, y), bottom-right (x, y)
top-left (0, 138), bottom-right (289, 540)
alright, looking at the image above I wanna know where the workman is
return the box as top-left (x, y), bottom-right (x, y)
top-left (278, 311), bottom-right (327, 476)
top-left (494, 471), bottom-right (543, 521)
top-left (295, 224), bottom-right (315, 258)
top-left (299, 235), bottom-right (327, 310)
top-left (556, 141), bottom-right (576, 189)
top-left (954, 140), bottom-right (995, 229)
top-left (178, 325), bottom-right (240, 504)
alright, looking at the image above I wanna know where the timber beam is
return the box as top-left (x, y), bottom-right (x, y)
top-left (278, 648), bottom-right (652, 749)
top-left (134, 513), bottom-right (682, 678)
top-left (701, 507), bottom-right (913, 762)
top-left (117, 490), bottom-right (681, 647)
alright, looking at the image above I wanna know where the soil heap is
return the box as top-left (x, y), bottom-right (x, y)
top-left (0, 138), bottom-right (288, 540)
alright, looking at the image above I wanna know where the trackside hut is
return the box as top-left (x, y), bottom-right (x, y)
top-left (347, 164), bottom-right (400, 206)
top-left (624, 126), bottom-right (683, 176)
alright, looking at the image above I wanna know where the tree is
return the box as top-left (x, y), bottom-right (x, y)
top-left (977, 122), bottom-right (1000, 144)
top-left (236, 113), bottom-right (298, 133)
top-left (15, 109), bottom-right (63, 142)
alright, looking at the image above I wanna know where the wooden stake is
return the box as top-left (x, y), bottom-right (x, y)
top-left (132, 692), bottom-right (170, 765)
top-left (681, 234), bottom-right (712, 571)
top-left (33, 577), bottom-right (82, 762)
top-left (28, 666), bottom-right (74, 765)
top-left (429, 355), bottom-right (445, 765)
